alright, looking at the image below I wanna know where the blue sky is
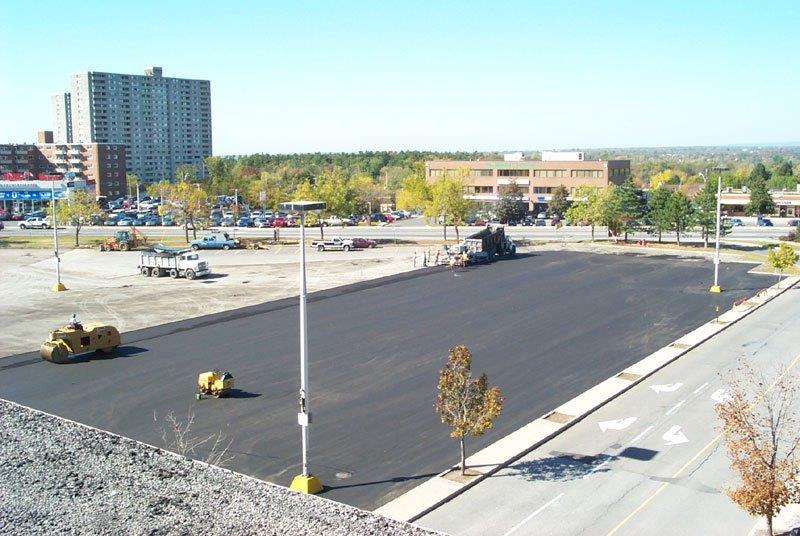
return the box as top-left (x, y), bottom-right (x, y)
top-left (1, 1), bottom-right (798, 155)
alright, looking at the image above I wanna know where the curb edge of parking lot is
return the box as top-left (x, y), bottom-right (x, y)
top-left (375, 276), bottom-right (800, 523)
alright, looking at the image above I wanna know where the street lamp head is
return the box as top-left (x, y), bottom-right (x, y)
top-left (280, 201), bottom-right (326, 213)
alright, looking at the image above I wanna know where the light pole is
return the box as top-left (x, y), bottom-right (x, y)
top-left (50, 180), bottom-right (66, 292)
top-left (279, 200), bottom-right (326, 495)
top-left (709, 165), bottom-right (728, 293)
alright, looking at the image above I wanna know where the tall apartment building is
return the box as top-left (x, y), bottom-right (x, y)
top-left (426, 153), bottom-right (631, 213)
top-left (55, 66), bottom-right (211, 183)
top-left (50, 93), bottom-right (73, 143)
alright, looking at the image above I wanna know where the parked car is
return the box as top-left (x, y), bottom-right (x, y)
top-left (117, 218), bottom-right (135, 226)
top-left (535, 218), bottom-right (546, 227)
top-left (104, 218), bottom-right (119, 226)
top-left (370, 212), bottom-right (387, 222)
top-left (383, 213), bottom-right (396, 222)
top-left (757, 218), bottom-right (774, 227)
top-left (9, 213), bottom-right (24, 221)
top-left (351, 237), bottom-right (377, 249)
top-left (788, 219), bottom-right (800, 227)
top-left (254, 217), bottom-right (272, 228)
top-left (236, 217), bottom-right (253, 227)
top-left (726, 218), bottom-right (744, 227)
top-left (521, 216), bottom-right (534, 226)
top-left (19, 217), bottom-right (50, 229)
top-left (190, 233), bottom-right (237, 250)
top-left (391, 211), bottom-right (405, 220)
top-left (323, 215), bottom-right (354, 226)
top-left (271, 216), bottom-right (287, 228)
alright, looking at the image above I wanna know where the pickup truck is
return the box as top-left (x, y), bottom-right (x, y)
top-left (322, 215), bottom-right (354, 227)
top-left (312, 236), bottom-right (354, 251)
top-left (18, 217), bottom-right (51, 229)
top-left (139, 250), bottom-right (211, 280)
top-left (190, 232), bottom-right (237, 250)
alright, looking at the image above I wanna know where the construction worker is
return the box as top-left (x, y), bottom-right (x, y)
top-left (68, 314), bottom-right (83, 331)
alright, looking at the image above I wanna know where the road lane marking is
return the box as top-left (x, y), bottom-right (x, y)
top-left (503, 493), bottom-right (565, 536)
top-left (606, 350), bottom-right (800, 536)
top-left (662, 425), bottom-right (689, 446)
top-left (693, 382), bottom-right (710, 394)
top-left (629, 425), bottom-right (655, 445)
top-left (598, 417), bottom-right (637, 432)
top-left (650, 383), bottom-right (683, 394)
top-left (665, 399), bottom-right (686, 416)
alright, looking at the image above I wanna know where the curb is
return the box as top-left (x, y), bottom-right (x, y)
top-left (375, 276), bottom-right (800, 523)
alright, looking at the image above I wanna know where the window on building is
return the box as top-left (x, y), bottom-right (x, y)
top-left (533, 186), bottom-right (553, 194)
top-left (498, 169), bottom-right (530, 177)
top-left (533, 169), bottom-right (566, 178)
top-left (570, 170), bottom-right (604, 178)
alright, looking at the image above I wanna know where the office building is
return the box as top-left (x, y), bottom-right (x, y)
top-left (426, 153), bottom-right (631, 213)
top-left (51, 93), bottom-right (73, 143)
top-left (55, 66), bottom-right (211, 182)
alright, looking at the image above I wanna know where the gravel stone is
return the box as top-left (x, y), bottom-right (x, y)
top-left (0, 399), bottom-right (440, 535)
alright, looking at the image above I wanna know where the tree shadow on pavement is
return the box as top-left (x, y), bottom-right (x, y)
top-left (506, 452), bottom-right (616, 482)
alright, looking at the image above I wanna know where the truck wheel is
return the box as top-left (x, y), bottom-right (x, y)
top-left (343, 245), bottom-right (351, 252)
top-left (317, 245), bottom-right (324, 251)
top-left (186, 269), bottom-right (196, 280)
top-left (140, 267), bottom-right (150, 276)
top-left (19, 224), bottom-right (26, 230)
top-left (150, 268), bottom-right (161, 277)
top-left (191, 244), bottom-right (200, 251)
top-left (119, 242), bottom-right (130, 251)
top-left (99, 244), bottom-right (106, 252)
top-left (223, 244), bottom-right (230, 250)
top-left (169, 269), bottom-right (178, 278)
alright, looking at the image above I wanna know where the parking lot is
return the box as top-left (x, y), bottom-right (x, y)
top-left (0, 250), bottom-right (770, 510)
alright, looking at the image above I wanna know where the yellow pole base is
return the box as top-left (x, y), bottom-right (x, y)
top-left (51, 283), bottom-right (67, 292)
top-left (709, 284), bottom-right (722, 293)
top-left (290, 474), bottom-right (323, 494)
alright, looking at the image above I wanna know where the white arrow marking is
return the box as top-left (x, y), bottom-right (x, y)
top-left (711, 389), bottom-right (732, 403)
top-left (650, 382), bottom-right (684, 394)
top-left (662, 425), bottom-right (690, 446)
top-left (598, 417), bottom-right (637, 432)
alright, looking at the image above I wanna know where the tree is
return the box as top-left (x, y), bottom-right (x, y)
top-left (767, 244), bottom-right (798, 287)
top-left (565, 186), bottom-right (600, 241)
top-left (351, 175), bottom-right (388, 217)
top-left (694, 179), bottom-right (725, 247)
top-left (665, 190), bottom-right (694, 246)
top-left (427, 173), bottom-right (474, 241)
top-left (746, 178), bottom-right (776, 216)
top-left (395, 172), bottom-right (431, 213)
top-left (175, 163), bottom-right (198, 183)
top-left (126, 173), bottom-right (140, 198)
top-left (649, 169), bottom-right (683, 189)
top-left (435, 345), bottom-right (503, 476)
top-left (161, 181), bottom-right (208, 242)
top-left (47, 191), bottom-right (99, 247)
top-left (749, 163), bottom-right (772, 185)
top-left (594, 185), bottom-right (623, 239)
top-left (616, 178), bottom-right (645, 241)
top-left (547, 185), bottom-right (570, 217)
top-left (776, 161), bottom-right (794, 177)
top-left (646, 188), bottom-right (673, 243)
top-left (495, 180), bottom-right (526, 223)
top-left (315, 167), bottom-right (354, 217)
top-left (716, 362), bottom-right (800, 536)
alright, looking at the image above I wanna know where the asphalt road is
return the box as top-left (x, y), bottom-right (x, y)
top-left (3, 222), bottom-right (791, 243)
top-left (0, 252), bottom-right (770, 510)
top-left (418, 280), bottom-right (800, 536)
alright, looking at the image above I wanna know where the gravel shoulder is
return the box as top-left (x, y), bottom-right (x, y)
top-left (0, 398), bottom-right (438, 536)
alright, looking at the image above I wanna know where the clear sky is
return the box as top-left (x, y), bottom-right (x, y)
top-left (1, 0), bottom-right (798, 155)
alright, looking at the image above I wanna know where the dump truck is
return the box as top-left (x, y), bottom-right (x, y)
top-left (99, 227), bottom-right (147, 251)
top-left (197, 370), bottom-right (235, 399)
top-left (138, 249), bottom-right (211, 280)
top-left (462, 226), bottom-right (516, 263)
top-left (40, 322), bottom-right (121, 363)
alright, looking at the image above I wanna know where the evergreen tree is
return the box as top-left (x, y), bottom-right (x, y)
top-left (617, 178), bottom-right (645, 241)
top-left (496, 180), bottom-right (526, 223)
top-left (746, 179), bottom-right (776, 216)
top-left (666, 191), bottom-right (695, 245)
top-left (646, 188), bottom-right (673, 243)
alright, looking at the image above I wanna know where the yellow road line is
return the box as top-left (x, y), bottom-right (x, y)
top-left (606, 350), bottom-right (800, 536)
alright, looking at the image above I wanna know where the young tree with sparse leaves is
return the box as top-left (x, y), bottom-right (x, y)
top-left (435, 345), bottom-right (503, 476)
top-left (427, 173), bottom-right (474, 241)
top-left (161, 181), bottom-right (208, 242)
top-left (565, 186), bottom-right (600, 241)
top-left (46, 191), bottom-right (99, 247)
top-left (716, 362), bottom-right (800, 536)
top-left (767, 243), bottom-right (798, 287)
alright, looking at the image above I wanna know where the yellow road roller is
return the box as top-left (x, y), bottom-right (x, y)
top-left (197, 370), bottom-right (235, 399)
top-left (40, 323), bottom-right (121, 364)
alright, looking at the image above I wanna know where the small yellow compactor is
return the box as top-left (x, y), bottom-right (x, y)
top-left (196, 370), bottom-right (235, 399)
top-left (40, 323), bottom-right (121, 364)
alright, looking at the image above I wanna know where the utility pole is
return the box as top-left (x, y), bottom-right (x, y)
top-left (51, 181), bottom-right (66, 292)
top-left (280, 200), bottom-right (326, 495)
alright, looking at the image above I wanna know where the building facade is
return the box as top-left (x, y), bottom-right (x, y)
top-left (56, 66), bottom-right (212, 183)
top-left (720, 188), bottom-right (800, 217)
top-left (1, 134), bottom-right (127, 201)
top-left (426, 156), bottom-right (631, 212)
top-left (50, 92), bottom-right (73, 143)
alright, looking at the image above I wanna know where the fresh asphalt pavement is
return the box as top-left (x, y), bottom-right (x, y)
top-left (418, 279), bottom-right (800, 535)
top-left (0, 251), bottom-right (770, 510)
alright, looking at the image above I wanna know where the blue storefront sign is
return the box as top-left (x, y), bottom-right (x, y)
top-left (0, 190), bottom-right (66, 200)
